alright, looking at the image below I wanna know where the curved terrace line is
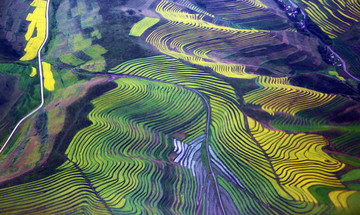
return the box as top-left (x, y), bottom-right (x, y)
top-left (67, 158), bottom-right (115, 215)
top-left (0, 0), bottom-right (50, 154)
top-left (192, 82), bottom-right (226, 215)
top-left (288, 0), bottom-right (360, 82)
top-left (71, 70), bottom-right (226, 214)
top-left (126, 75), bottom-right (226, 214)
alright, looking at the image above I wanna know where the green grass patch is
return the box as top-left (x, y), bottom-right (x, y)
top-left (70, 34), bottom-right (92, 52)
top-left (83, 45), bottom-right (107, 59)
top-left (129, 17), bottom-right (160, 37)
top-left (59, 53), bottom-right (85, 66)
top-left (91, 29), bottom-right (102, 39)
top-left (309, 185), bottom-right (341, 205)
top-left (341, 169), bottom-right (360, 182)
top-left (334, 155), bottom-right (360, 167)
top-left (60, 69), bottom-right (79, 87)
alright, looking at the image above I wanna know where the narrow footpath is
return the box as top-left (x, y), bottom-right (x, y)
top-left (288, 0), bottom-right (360, 81)
top-left (0, 0), bottom-right (51, 154)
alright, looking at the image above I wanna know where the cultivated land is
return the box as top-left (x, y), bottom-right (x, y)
top-left (0, 0), bottom-right (360, 214)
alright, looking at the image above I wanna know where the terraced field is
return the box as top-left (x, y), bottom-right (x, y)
top-left (1, 0), bottom-right (360, 214)
top-left (243, 76), bottom-right (336, 116)
top-left (299, 0), bottom-right (360, 38)
top-left (193, 0), bottom-right (290, 30)
top-left (135, 0), bottom-right (322, 77)
top-left (294, 0), bottom-right (360, 78)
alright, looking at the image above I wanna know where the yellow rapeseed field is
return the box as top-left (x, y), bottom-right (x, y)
top-left (20, 0), bottom-right (47, 61)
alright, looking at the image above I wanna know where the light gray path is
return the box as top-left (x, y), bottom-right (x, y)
top-left (288, 0), bottom-right (360, 81)
top-left (74, 71), bottom-right (227, 214)
top-left (118, 74), bottom-right (227, 214)
top-left (0, 0), bottom-right (51, 154)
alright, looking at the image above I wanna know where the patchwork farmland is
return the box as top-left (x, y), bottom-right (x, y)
top-left (0, 0), bottom-right (360, 214)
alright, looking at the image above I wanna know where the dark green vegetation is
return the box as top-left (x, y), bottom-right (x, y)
top-left (0, 64), bottom-right (40, 146)
top-left (0, 40), bottom-right (21, 62)
top-left (305, 16), bottom-right (332, 45)
top-left (289, 73), bottom-right (357, 95)
top-left (334, 24), bottom-right (360, 80)
top-left (96, 0), bottom-right (156, 68)
top-left (0, 0), bottom-right (36, 62)
top-left (0, 81), bottom-right (117, 189)
top-left (195, 0), bottom-right (291, 30)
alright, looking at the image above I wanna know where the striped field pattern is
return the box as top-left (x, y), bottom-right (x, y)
top-left (140, 0), bottom-right (278, 79)
top-left (187, 0), bottom-right (290, 30)
top-left (1, 0), bottom-right (360, 213)
top-left (243, 76), bottom-right (336, 116)
top-left (0, 76), bottom-right (208, 214)
top-left (0, 54), bottom-right (358, 213)
top-left (270, 96), bottom-right (348, 132)
top-left (107, 55), bottom-right (356, 214)
top-left (302, 0), bottom-right (360, 38)
top-left (248, 117), bottom-right (344, 203)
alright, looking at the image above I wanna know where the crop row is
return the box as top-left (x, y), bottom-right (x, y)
top-left (190, 0), bottom-right (268, 21)
top-left (175, 0), bottom-right (215, 17)
top-left (331, 128), bottom-right (360, 155)
top-left (0, 76), bottom-right (206, 214)
top-left (271, 96), bottom-right (347, 131)
top-left (134, 0), bottom-right (277, 79)
top-left (66, 78), bottom-right (205, 214)
top-left (109, 55), bottom-right (346, 213)
top-left (129, 17), bottom-right (160, 37)
top-left (303, 0), bottom-right (360, 38)
top-left (248, 117), bottom-right (345, 203)
top-left (243, 76), bottom-right (336, 116)
top-left (111, 56), bottom-right (286, 213)
top-left (182, 0), bottom-right (291, 30)
top-left (1, 54), bottom-right (353, 213)
top-left (0, 164), bottom-right (109, 214)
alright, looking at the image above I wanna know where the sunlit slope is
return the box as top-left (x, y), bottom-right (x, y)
top-left (248, 117), bottom-right (345, 203)
top-left (0, 165), bottom-right (110, 214)
top-left (0, 54), bottom-right (357, 213)
top-left (20, 0), bottom-right (47, 61)
top-left (130, 0), bottom-right (323, 78)
top-left (65, 78), bottom-right (207, 213)
top-left (0, 76), bottom-right (208, 214)
top-left (2, 0), bottom-right (360, 213)
top-left (242, 75), bottom-right (360, 157)
top-left (243, 76), bottom-right (336, 116)
top-left (269, 96), bottom-right (348, 131)
top-left (129, 17), bottom-right (160, 37)
top-left (108, 55), bottom-right (350, 214)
